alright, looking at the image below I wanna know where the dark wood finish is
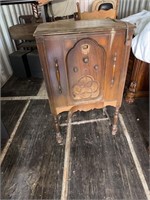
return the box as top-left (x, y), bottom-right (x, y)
top-left (125, 52), bottom-right (149, 103)
top-left (34, 19), bottom-right (134, 140)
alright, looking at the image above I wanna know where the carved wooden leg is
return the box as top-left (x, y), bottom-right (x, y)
top-left (125, 81), bottom-right (137, 104)
top-left (112, 107), bottom-right (120, 135)
top-left (54, 115), bottom-right (63, 144)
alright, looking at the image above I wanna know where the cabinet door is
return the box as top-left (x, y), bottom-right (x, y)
top-left (104, 32), bottom-right (128, 102)
top-left (66, 38), bottom-right (106, 103)
top-left (42, 36), bottom-right (70, 109)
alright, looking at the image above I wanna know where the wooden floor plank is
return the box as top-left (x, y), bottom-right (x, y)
top-left (1, 100), bottom-right (66, 200)
top-left (122, 98), bottom-right (149, 149)
top-left (120, 99), bottom-right (149, 188)
top-left (1, 100), bottom-right (27, 134)
top-left (1, 76), bottom-right (43, 97)
top-left (68, 109), bottom-right (147, 200)
top-left (1, 100), bottom-right (27, 149)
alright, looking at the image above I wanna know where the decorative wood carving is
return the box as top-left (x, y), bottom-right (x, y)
top-left (72, 75), bottom-right (100, 100)
top-left (67, 38), bottom-right (106, 102)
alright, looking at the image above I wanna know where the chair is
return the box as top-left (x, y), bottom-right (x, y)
top-left (19, 15), bottom-right (43, 24)
top-left (19, 15), bottom-right (35, 24)
top-left (9, 24), bottom-right (38, 50)
top-left (76, 0), bottom-right (119, 20)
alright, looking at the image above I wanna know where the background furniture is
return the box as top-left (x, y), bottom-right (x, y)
top-left (34, 19), bottom-right (134, 143)
top-left (76, 0), bottom-right (119, 20)
top-left (9, 50), bottom-right (31, 78)
top-left (9, 24), bottom-right (38, 50)
top-left (125, 52), bottom-right (149, 103)
top-left (19, 15), bottom-right (36, 24)
top-left (27, 50), bottom-right (43, 78)
top-left (0, 0), bottom-right (53, 22)
top-left (121, 10), bottom-right (150, 103)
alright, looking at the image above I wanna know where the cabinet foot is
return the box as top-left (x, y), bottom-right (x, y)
top-left (56, 132), bottom-right (63, 144)
top-left (54, 115), bottom-right (63, 144)
top-left (112, 125), bottom-right (117, 135)
top-left (112, 107), bottom-right (119, 135)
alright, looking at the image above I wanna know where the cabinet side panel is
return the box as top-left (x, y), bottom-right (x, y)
top-left (104, 31), bottom-right (130, 105)
top-left (36, 37), bottom-right (56, 114)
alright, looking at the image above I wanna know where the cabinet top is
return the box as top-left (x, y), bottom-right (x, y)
top-left (34, 19), bottom-right (134, 37)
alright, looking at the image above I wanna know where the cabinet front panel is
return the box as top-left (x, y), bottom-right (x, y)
top-left (41, 31), bottom-right (129, 111)
top-left (66, 38), bottom-right (106, 103)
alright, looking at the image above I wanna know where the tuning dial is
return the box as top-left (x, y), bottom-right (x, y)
top-left (73, 66), bottom-right (78, 72)
top-left (83, 57), bottom-right (89, 63)
top-left (94, 65), bottom-right (99, 71)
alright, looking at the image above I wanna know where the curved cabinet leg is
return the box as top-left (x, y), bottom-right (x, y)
top-left (112, 107), bottom-right (120, 135)
top-left (54, 115), bottom-right (63, 144)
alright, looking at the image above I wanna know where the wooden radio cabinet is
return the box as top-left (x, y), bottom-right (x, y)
top-left (34, 19), bottom-right (134, 143)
